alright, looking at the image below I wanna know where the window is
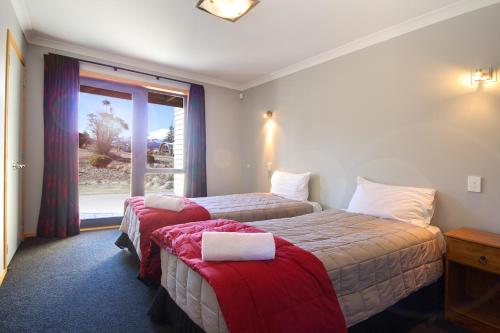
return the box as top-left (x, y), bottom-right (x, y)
top-left (146, 92), bottom-right (185, 196)
top-left (78, 77), bottom-right (186, 222)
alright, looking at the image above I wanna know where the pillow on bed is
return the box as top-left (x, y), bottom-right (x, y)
top-left (270, 171), bottom-right (310, 201)
top-left (347, 176), bottom-right (436, 227)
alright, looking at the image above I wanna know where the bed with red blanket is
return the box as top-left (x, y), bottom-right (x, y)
top-left (150, 219), bottom-right (347, 333)
top-left (116, 193), bottom-right (319, 280)
top-left (150, 209), bottom-right (444, 331)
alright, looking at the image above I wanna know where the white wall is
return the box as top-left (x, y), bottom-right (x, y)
top-left (0, 0), bottom-right (26, 271)
top-left (241, 5), bottom-right (500, 234)
top-left (23, 44), bottom-right (243, 234)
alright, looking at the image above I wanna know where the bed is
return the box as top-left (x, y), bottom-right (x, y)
top-left (154, 209), bottom-right (444, 332)
top-left (117, 192), bottom-right (321, 260)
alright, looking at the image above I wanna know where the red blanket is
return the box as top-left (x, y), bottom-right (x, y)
top-left (151, 219), bottom-right (347, 333)
top-left (125, 196), bottom-right (210, 281)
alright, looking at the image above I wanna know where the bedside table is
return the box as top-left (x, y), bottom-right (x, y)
top-left (444, 228), bottom-right (500, 333)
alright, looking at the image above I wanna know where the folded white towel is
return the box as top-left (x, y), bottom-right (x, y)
top-left (202, 232), bottom-right (276, 262)
top-left (144, 194), bottom-right (185, 212)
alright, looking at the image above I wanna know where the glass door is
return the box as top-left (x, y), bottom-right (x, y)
top-left (78, 86), bottom-right (133, 221)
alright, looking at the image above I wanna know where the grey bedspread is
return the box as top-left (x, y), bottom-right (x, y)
top-left (160, 209), bottom-right (443, 332)
top-left (192, 192), bottom-right (314, 221)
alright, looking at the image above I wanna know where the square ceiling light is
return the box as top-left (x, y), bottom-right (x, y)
top-left (196, 0), bottom-right (260, 22)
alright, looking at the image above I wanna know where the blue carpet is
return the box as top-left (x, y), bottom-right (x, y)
top-left (0, 229), bottom-right (170, 333)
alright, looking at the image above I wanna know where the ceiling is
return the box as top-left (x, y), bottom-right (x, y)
top-left (11, 0), bottom-right (500, 90)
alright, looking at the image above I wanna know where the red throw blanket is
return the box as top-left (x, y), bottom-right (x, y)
top-left (151, 219), bottom-right (347, 333)
top-left (125, 196), bottom-right (210, 281)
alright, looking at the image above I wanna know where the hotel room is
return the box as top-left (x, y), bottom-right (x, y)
top-left (1, 0), bottom-right (499, 332)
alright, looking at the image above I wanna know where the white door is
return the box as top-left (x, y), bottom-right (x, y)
top-left (4, 31), bottom-right (25, 267)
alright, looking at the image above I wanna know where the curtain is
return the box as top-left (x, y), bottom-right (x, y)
top-left (37, 54), bottom-right (80, 238)
top-left (184, 84), bottom-right (207, 198)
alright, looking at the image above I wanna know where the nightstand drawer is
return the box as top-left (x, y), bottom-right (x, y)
top-left (447, 237), bottom-right (500, 274)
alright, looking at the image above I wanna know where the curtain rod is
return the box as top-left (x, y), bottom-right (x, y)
top-left (49, 53), bottom-right (193, 86)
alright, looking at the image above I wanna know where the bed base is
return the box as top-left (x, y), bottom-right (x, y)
top-left (149, 287), bottom-right (205, 333)
top-left (116, 232), bottom-right (161, 286)
top-left (115, 232), bottom-right (140, 261)
top-left (149, 278), bottom-right (444, 333)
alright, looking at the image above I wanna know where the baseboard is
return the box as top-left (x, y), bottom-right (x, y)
top-left (0, 268), bottom-right (7, 287)
top-left (22, 232), bottom-right (37, 240)
top-left (22, 226), bottom-right (119, 238)
top-left (81, 225), bottom-right (120, 232)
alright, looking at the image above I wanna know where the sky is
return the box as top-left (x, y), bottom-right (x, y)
top-left (78, 92), bottom-right (175, 140)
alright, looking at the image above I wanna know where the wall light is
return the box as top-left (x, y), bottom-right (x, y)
top-left (263, 110), bottom-right (273, 119)
top-left (471, 67), bottom-right (497, 85)
top-left (196, 0), bottom-right (260, 22)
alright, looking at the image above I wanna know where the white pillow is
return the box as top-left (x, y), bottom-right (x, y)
top-left (347, 177), bottom-right (436, 227)
top-left (270, 171), bottom-right (311, 201)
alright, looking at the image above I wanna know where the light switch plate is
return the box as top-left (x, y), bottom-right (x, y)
top-left (467, 176), bottom-right (482, 193)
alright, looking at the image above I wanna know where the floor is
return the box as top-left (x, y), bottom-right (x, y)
top-left (0, 229), bottom-right (469, 333)
top-left (79, 193), bottom-right (129, 219)
top-left (0, 229), bottom-right (169, 333)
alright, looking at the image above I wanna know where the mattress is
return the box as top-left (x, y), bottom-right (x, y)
top-left (160, 209), bottom-right (443, 332)
top-left (119, 192), bottom-right (318, 259)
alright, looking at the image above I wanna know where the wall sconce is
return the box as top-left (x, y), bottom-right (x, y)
top-left (263, 111), bottom-right (273, 119)
top-left (471, 67), bottom-right (497, 85)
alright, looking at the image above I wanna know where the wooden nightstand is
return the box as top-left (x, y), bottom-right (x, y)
top-left (444, 228), bottom-right (500, 333)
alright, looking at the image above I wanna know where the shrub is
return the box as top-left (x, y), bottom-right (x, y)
top-left (89, 154), bottom-right (113, 168)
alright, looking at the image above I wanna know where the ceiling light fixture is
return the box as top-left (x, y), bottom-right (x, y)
top-left (196, 0), bottom-right (260, 22)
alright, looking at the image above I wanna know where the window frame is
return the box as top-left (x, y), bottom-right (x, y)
top-left (78, 76), bottom-right (188, 196)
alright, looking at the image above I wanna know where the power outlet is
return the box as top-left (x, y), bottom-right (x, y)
top-left (467, 176), bottom-right (482, 193)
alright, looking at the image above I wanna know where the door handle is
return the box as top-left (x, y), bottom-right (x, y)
top-left (12, 162), bottom-right (26, 170)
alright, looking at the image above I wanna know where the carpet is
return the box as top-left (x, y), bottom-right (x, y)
top-left (0, 229), bottom-right (170, 333)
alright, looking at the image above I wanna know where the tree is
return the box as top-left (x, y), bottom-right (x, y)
top-left (87, 100), bottom-right (129, 155)
top-left (166, 124), bottom-right (175, 143)
top-left (78, 131), bottom-right (91, 148)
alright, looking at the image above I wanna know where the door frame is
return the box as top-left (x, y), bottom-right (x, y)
top-left (3, 29), bottom-right (25, 271)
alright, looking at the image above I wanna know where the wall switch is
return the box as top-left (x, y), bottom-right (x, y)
top-left (467, 176), bottom-right (482, 193)
top-left (267, 162), bottom-right (273, 171)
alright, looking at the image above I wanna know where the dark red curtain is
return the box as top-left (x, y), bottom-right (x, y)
top-left (184, 84), bottom-right (207, 197)
top-left (37, 54), bottom-right (80, 238)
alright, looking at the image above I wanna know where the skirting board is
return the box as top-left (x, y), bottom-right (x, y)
top-left (0, 268), bottom-right (7, 287)
top-left (80, 225), bottom-right (120, 232)
top-left (21, 225), bottom-right (120, 240)
top-left (22, 232), bottom-right (36, 240)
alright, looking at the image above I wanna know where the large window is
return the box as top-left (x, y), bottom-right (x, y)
top-left (146, 92), bottom-right (185, 195)
top-left (78, 78), bottom-right (186, 221)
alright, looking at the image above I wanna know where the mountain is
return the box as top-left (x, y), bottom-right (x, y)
top-left (148, 128), bottom-right (169, 140)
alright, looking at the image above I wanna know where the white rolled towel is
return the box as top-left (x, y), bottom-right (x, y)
top-left (144, 194), bottom-right (185, 212)
top-left (202, 232), bottom-right (276, 261)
